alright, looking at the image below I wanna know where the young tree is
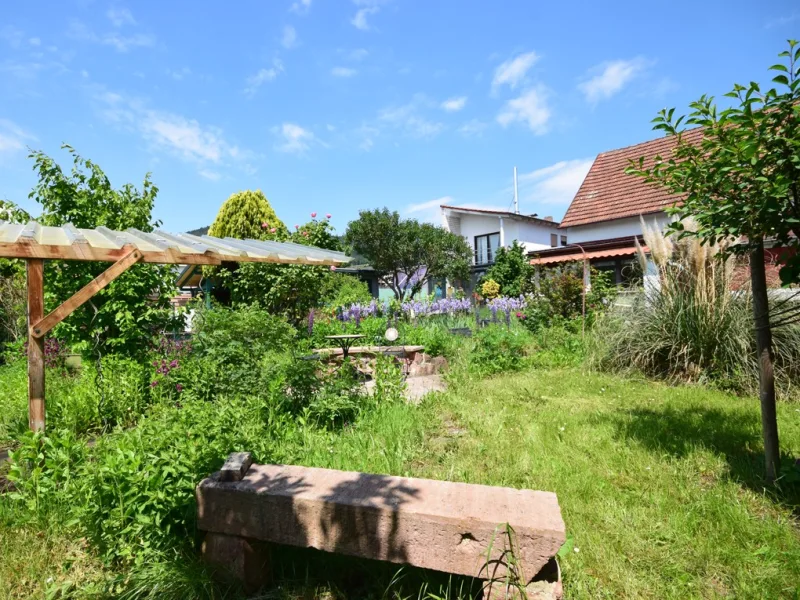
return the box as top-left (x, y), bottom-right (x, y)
top-left (28, 145), bottom-right (179, 357)
top-left (344, 208), bottom-right (472, 300)
top-left (627, 42), bottom-right (800, 482)
top-left (0, 201), bottom-right (31, 349)
top-left (483, 241), bottom-right (534, 297)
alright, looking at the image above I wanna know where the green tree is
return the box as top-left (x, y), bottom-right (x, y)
top-left (483, 240), bottom-right (533, 297)
top-left (626, 42), bottom-right (800, 482)
top-left (0, 201), bottom-right (31, 350)
top-left (28, 145), bottom-right (179, 357)
top-left (217, 211), bottom-right (344, 323)
top-left (207, 189), bottom-right (286, 239)
top-left (344, 208), bottom-right (472, 300)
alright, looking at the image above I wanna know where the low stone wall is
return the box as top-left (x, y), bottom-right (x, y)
top-left (197, 454), bottom-right (565, 598)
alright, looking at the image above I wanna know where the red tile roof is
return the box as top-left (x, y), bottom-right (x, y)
top-left (560, 128), bottom-right (705, 228)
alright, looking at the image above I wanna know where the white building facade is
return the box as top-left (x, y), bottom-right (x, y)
top-left (441, 204), bottom-right (563, 289)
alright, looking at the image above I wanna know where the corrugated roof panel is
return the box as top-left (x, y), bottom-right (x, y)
top-left (0, 221), bottom-right (352, 266)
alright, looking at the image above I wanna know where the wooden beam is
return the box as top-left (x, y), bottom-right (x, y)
top-left (31, 249), bottom-right (142, 339)
top-left (26, 259), bottom-right (45, 432)
top-left (0, 243), bottom-right (344, 266)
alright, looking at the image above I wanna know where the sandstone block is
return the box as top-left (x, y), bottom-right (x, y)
top-left (197, 463), bottom-right (565, 583)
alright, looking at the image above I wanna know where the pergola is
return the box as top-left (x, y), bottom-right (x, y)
top-left (0, 221), bottom-right (351, 432)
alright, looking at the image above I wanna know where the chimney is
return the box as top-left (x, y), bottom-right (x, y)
top-left (543, 216), bottom-right (553, 222)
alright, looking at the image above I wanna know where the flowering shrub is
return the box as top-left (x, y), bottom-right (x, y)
top-left (480, 279), bottom-right (501, 300)
top-left (23, 338), bottom-right (70, 371)
top-left (335, 297), bottom-right (472, 325)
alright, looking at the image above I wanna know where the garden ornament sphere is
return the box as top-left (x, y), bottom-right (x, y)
top-left (385, 327), bottom-right (399, 342)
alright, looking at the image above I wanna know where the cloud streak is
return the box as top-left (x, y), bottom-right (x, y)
top-left (492, 51), bottom-right (540, 92)
top-left (497, 87), bottom-right (551, 134)
top-left (579, 57), bottom-right (648, 103)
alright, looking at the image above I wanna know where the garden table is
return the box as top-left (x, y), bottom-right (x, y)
top-left (324, 334), bottom-right (365, 359)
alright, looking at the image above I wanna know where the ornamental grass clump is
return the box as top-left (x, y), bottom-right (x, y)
top-left (598, 219), bottom-right (800, 395)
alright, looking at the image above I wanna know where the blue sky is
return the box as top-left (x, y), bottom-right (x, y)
top-left (1, 0), bottom-right (798, 234)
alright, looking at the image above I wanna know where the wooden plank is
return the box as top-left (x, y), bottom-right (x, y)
top-left (31, 249), bottom-right (142, 339)
top-left (26, 259), bottom-right (45, 432)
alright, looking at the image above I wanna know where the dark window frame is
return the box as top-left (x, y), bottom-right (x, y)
top-left (550, 233), bottom-right (558, 248)
top-left (560, 235), bottom-right (568, 247)
top-left (474, 231), bottom-right (501, 265)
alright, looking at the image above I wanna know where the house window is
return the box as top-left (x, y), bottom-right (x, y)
top-left (475, 232), bottom-right (500, 265)
top-left (550, 233), bottom-right (558, 248)
top-left (560, 235), bottom-right (568, 247)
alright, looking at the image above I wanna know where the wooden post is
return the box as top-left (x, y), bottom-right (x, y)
top-left (26, 259), bottom-right (45, 432)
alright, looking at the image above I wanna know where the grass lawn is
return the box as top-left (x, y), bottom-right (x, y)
top-left (1, 365), bottom-right (799, 599)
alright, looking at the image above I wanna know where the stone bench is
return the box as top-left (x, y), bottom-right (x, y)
top-left (197, 453), bottom-right (565, 598)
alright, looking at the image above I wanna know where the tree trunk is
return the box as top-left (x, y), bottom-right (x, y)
top-left (750, 239), bottom-right (780, 483)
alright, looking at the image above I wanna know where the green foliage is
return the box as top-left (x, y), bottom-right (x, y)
top-left (218, 217), bottom-right (343, 323)
top-left (207, 189), bottom-right (286, 240)
top-left (521, 265), bottom-right (616, 332)
top-left (626, 42), bottom-right (800, 286)
top-left (480, 278), bottom-right (500, 300)
top-left (344, 208), bottom-right (472, 299)
top-left (469, 326), bottom-right (531, 376)
top-left (27, 146), bottom-right (179, 357)
top-left (482, 241), bottom-right (534, 297)
top-left (596, 236), bottom-right (800, 395)
top-left (189, 305), bottom-right (296, 397)
top-left (320, 273), bottom-right (373, 308)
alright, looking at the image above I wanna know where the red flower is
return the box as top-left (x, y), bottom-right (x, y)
top-left (325, 213), bottom-right (332, 219)
top-left (330, 265), bottom-right (337, 271)
top-left (295, 224), bottom-right (299, 229)
top-left (311, 212), bottom-right (317, 218)
top-left (270, 227), bottom-right (276, 233)
top-left (261, 222), bottom-right (268, 228)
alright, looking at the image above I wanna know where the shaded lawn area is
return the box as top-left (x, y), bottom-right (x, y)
top-left (1, 366), bottom-right (799, 599)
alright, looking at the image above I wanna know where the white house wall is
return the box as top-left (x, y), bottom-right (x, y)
top-left (447, 212), bottom-right (556, 250)
top-left (564, 212), bottom-right (670, 244)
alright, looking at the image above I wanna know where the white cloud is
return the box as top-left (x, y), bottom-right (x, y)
top-left (141, 112), bottom-right (236, 163)
top-left (351, 0), bottom-right (386, 30)
top-left (0, 26), bottom-right (24, 48)
top-left (518, 158), bottom-right (594, 207)
top-left (458, 119), bottom-right (487, 137)
top-left (28, 37), bottom-right (41, 46)
top-left (492, 51), bottom-right (540, 92)
top-left (244, 59), bottom-right (284, 97)
top-left (352, 7), bottom-right (378, 30)
top-left (275, 123), bottom-right (317, 154)
top-left (167, 66), bottom-right (192, 81)
top-left (281, 25), bottom-right (297, 49)
top-left (68, 20), bottom-right (154, 52)
top-left (378, 95), bottom-right (443, 139)
top-left (404, 196), bottom-right (453, 224)
top-left (102, 33), bottom-right (155, 52)
top-left (331, 66), bottom-right (357, 77)
top-left (441, 96), bottom-right (467, 112)
top-left (94, 89), bottom-right (245, 166)
top-left (198, 169), bottom-right (221, 181)
top-left (497, 87), bottom-right (551, 134)
top-left (579, 57), bottom-right (648, 103)
top-left (0, 119), bottom-right (36, 157)
top-left (346, 48), bottom-right (369, 61)
top-left (290, 0), bottom-right (312, 14)
top-left (107, 6), bottom-right (136, 27)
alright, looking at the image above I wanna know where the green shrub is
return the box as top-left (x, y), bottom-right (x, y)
top-left (190, 305), bottom-right (295, 397)
top-left (469, 326), bottom-right (531, 376)
top-left (321, 273), bottom-right (373, 309)
top-left (96, 356), bottom-right (150, 428)
top-left (372, 355), bottom-right (406, 404)
top-left (597, 226), bottom-right (800, 395)
top-left (522, 265), bottom-right (616, 333)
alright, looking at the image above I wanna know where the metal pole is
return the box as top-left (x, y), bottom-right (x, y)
top-left (513, 166), bottom-right (519, 214)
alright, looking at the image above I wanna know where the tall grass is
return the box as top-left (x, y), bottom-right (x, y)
top-left (597, 219), bottom-right (800, 396)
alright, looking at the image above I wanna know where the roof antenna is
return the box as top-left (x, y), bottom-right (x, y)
top-left (513, 166), bottom-right (519, 214)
